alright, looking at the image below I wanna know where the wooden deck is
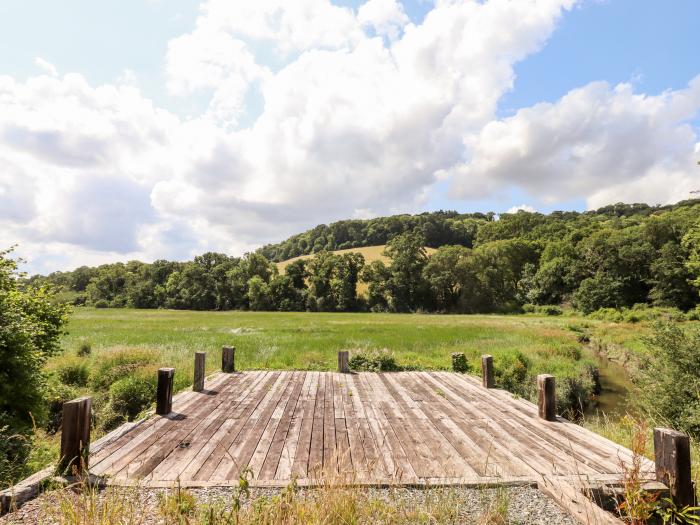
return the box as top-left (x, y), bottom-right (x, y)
top-left (89, 371), bottom-right (654, 487)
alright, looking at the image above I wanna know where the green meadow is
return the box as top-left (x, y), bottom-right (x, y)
top-left (57, 308), bottom-right (608, 392)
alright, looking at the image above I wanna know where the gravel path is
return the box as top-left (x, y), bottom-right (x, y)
top-left (1, 484), bottom-right (578, 524)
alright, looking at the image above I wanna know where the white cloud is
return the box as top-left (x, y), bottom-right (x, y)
top-left (358, 0), bottom-right (410, 41)
top-left (34, 57), bottom-right (58, 77)
top-left (11, 0), bottom-right (699, 274)
top-left (450, 77), bottom-right (700, 207)
top-left (506, 204), bottom-right (537, 214)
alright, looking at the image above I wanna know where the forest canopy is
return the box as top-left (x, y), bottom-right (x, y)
top-left (26, 200), bottom-right (700, 315)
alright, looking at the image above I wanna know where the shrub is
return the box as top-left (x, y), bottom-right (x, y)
top-left (451, 353), bottom-right (471, 373)
top-left (93, 299), bottom-right (109, 308)
top-left (55, 356), bottom-right (90, 387)
top-left (687, 306), bottom-right (700, 321)
top-left (557, 345), bottom-right (582, 361)
top-left (76, 337), bottom-right (92, 356)
top-left (348, 348), bottom-right (401, 372)
top-left (45, 381), bottom-right (80, 434)
top-left (522, 304), bottom-right (563, 316)
top-left (494, 352), bottom-right (530, 398)
top-left (91, 347), bottom-right (158, 391)
top-left (0, 249), bottom-right (70, 483)
top-left (108, 370), bottom-right (156, 420)
top-left (98, 404), bottom-right (127, 432)
top-left (634, 322), bottom-right (700, 438)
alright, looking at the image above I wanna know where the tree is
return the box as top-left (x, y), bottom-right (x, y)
top-left (247, 276), bottom-right (272, 311)
top-left (361, 260), bottom-right (391, 311)
top-left (682, 221), bottom-right (700, 293)
top-left (0, 249), bottom-right (69, 483)
top-left (422, 245), bottom-right (471, 311)
top-left (383, 232), bottom-right (429, 312)
top-left (331, 253), bottom-right (365, 311)
top-left (649, 242), bottom-right (696, 310)
top-left (307, 252), bottom-right (339, 311)
top-left (573, 273), bottom-right (624, 314)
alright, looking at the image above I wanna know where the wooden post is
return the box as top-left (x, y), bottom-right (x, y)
top-left (156, 367), bottom-right (175, 415)
top-left (338, 351), bottom-right (350, 373)
top-left (654, 428), bottom-right (695, 507)
top-left (193, 352), bottom-right (206, 392)
top-left (537, 374), bottom-right (556, 421)
top-left (59, 397), bottom-right (91, 474)
top-left (222, 345), bottom-right (235, 373)
top-left (481, 355), bottom-right (494, 388)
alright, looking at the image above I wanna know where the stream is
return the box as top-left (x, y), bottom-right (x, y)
top-left (585, 354), bottom-right (635, 417)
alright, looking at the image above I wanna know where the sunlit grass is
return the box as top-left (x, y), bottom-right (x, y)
top-left (56, 308), bottom-right (603, 394)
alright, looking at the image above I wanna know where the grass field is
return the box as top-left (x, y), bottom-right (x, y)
top-left (25, 308), bottom-right (700, 488)
top-left (57, 308), bottom-right (605, 393)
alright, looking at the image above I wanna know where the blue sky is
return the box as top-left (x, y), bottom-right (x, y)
top-left (1, 0), bottom-right (699, 272)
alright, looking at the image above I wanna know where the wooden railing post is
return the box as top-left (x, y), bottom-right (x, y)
top-left (222, 345), bottom-right (235, 373)
top-left (156, 368), bottom-right (175, 415)
top-left (193, 352), bottom-right (206, 392)
top-left (338, 351), bottom-right (350, 373)
top-left (59, 396), bottom-right (92, 474)
top-left (481, 355), bottom-right (494, 388)
top-left (537, 374), bottom-right (556, 421)
top-left (654, 428), bottom-right (695, 507)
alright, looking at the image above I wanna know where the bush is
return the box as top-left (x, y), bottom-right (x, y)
top-left (55, 357), bottom-right (90, 387)
top-left (348, 348), bottom-right (401, 372)
top-left (494, 352), bottom-right (530, 398)
top-left (76, 337), bottom-right (92, 356)
top-left (98, 404), bottom-right (127, 432)
top-left (588, 305), bottom-right (688, 323)
top-left (523, 304), bottom-right (563, 316)
top-left (451, 353), bottom-right (471, 373)
top-left (634, 322), bottom-right (700, 438)
top-left (93, 299), bottom-right (109, 308)
top-left (91, 347), bottom-right (158, 391)
top-left (688, 306), bottom-right (700, 321)
top-left (45, 381), bottom-right (80, 434)
top-left (0, 249), bottom-right (70, 483)
top-left (109, 370), bottom-right (156, 420)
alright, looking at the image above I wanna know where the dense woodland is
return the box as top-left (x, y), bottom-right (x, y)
top-left (29, 200), bottom-right (700, 315)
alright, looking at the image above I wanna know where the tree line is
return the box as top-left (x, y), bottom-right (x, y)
top-left (29, 200), bottom-right (700, 314)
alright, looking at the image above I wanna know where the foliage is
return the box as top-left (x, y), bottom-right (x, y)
top-left (522, 304), bottom-right (563, 316)
top-left (90, 347), bottom-right (158, 391)
top-left (348, 348), bottom-right (401, 372)
top-left (494, 352), bottom-right (531, 398)
top-left (28, 200), bottom-right (700, 315)
top-left (76, 337), bottom-right (92, 356)
top-left (616, 420), bottom-right (660, 525)
top-left (451, 353), bottom-right (471, 373)
top-left (54, 356), bottom-right (90, 387)
top-left (108, 369), bottom-right (156, 420)
top-left (45, 381), bottom-right (80, 434)
top-left (0, 248), bottom-right (70, 484)
top-left (634, 322), bottom-right (700, 438)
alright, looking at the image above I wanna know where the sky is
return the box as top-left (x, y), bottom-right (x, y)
top-left (1, 0), bottom-right (699, 274)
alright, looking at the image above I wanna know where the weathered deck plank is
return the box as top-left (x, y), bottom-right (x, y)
top-left (90, 371), bottom-right (653, 488)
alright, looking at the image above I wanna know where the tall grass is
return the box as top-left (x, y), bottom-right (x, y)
top-left (41, 476), bottom-right (512, 525)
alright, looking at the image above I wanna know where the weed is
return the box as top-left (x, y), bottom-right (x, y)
top-left (76, 337), bottom-right (92, 357)
top-left (54, 356), bottom-right (90, 387)
top-left (349, 348), bottom-right (402, 372)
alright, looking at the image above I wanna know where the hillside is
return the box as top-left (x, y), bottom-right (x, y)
top-left (28, 199), bottom-right (700, 315)
top-left (257, 201), bottom-right (698, 262)
top-left (276, 245), bottom-right (437, 273)
top-left (276, 245), bottom-right (438, 296)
